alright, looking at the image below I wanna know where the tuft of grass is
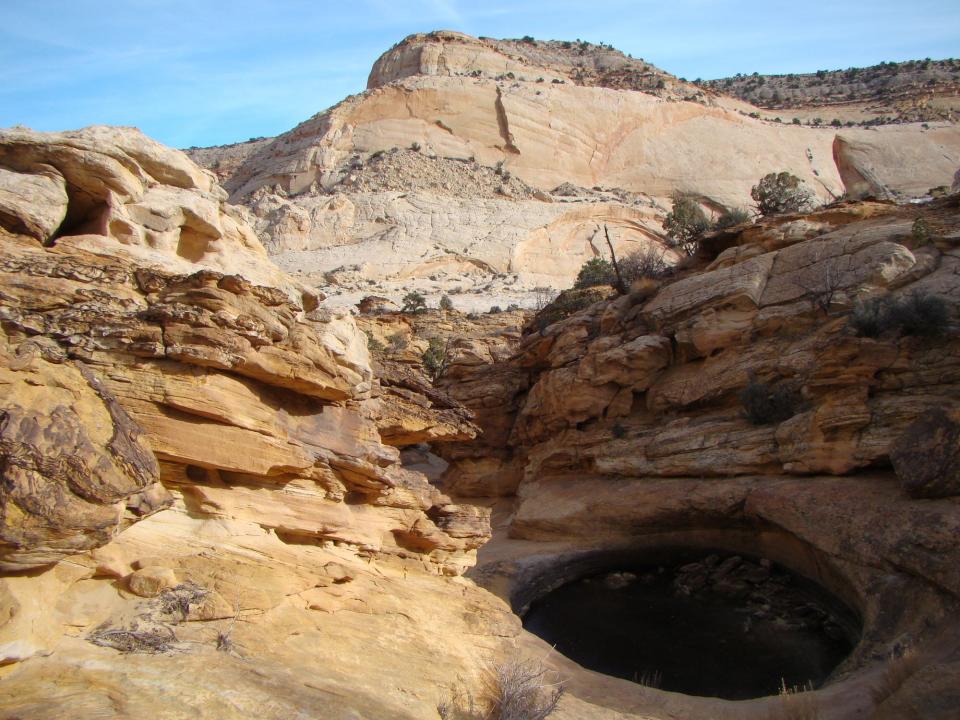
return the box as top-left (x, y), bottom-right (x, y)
top-left (765, 680), bottom-right (820, 720)
top-left (437, 657), bottom-right (564, 720)
top-left (633, 669), bottom-right (663, 688)
top-left (870, 649), bottom-right (922, 708)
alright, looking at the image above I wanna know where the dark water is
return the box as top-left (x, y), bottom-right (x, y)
top-left (522, 554), bottom-right (859, 699)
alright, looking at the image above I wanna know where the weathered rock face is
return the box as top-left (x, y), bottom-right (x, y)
top-left (445, 199), bottom-right (960, 492)
top-left (890, 408), bottom-right (960, 498)
top-left (444, 196), bottom-right (960, 720)
top-left (194, 31), bottom-right (960, 312)
top-left (0, 128), bottom-right (508, 718)
top-left (0, 331), bottom-right (165, 570)
top-left (0, 125), bottom-right (304, 302)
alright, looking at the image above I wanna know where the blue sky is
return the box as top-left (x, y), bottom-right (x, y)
top-left (2, 1), bottom-right (958, 148)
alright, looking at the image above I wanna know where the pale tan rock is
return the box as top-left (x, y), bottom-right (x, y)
top-left (0, 126), bottom-right (304, 302)
top-left (577, 334), bottom-right (671, 389)
top-left (835, 127), bottom-right (960, 199)
top-left (0, 166), bottom-right (68, 240)
top-left (127, 566), bottom-right (178, 597)
top-left (644, 254), bottom-right (776, 328)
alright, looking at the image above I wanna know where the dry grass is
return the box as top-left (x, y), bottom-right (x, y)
top-left (437, 657), bottom-right (564, 720)
top-left (87, 580), bottom-right (215, 655)
top-left (88, 626), bottom-right (177, 654)
top-left (765, 680), bottom-right (820, 720)
top-left (870, 649), bottom-right (922, 707)
top-left (158, 581), bottom-right (210, 620)
top-left (633, 669), bottom-right (663, 688)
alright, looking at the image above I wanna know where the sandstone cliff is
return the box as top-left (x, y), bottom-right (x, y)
top-left (185, 31), bottom-right (960, 312)
top-left (0, 127), bottom-right (515, 720)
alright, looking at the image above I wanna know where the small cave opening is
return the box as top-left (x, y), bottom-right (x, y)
top-left (521, 548), bottom-right (861, 701)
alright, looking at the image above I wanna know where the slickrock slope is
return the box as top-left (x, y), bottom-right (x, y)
top-left (188, 31), bottom-right (960, 311)
top-left (0, 127), bottom-right (520, 720)
top-left (438, 196), bottom-right (960, 719)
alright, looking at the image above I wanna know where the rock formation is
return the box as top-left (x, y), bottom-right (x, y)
top-left (0, 126), bottom-right (512, 719)
top-left (187, 31), bottom-right (960, 310)
top-left (2, 31), bottom-right (960, 720)
top-left (437, 195), bottom-right (960, 719)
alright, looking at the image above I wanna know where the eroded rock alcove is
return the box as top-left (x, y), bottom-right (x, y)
top-left (519, 545), bottom-right (862, 700)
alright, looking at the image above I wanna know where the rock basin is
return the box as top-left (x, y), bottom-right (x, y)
top-left (522, 550), bottom-right (861, 700)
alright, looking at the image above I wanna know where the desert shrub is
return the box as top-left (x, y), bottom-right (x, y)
top-left (438, 657), bottom-right (563, 720)
top-left (364, 330), bottom-right (385, 356)
top-left (612, 422), bottom-right (627, 439)
top-left (573, 257), bottom-right (616, 289)
top-left (739, 377), bottom-right (801, 425)
top-left (619, 246), bottom-right (669, 282)
top-left (422, 337), bottom-right (449, 381)
top-left (848, 296), bottom-right (894, 337)
top-left (488, 305), bottom-right (503, 314)
top-left (531, 288), bottom-right (602, 332)
top-left (849, 292), bottom-right (949, 338)
top-left (402, 291), bottom-right (427, 313)
top-left (714, 207), bottom-right (751, 230)
top-left (482, 658), bottom-right (563, 720)
top-left (889, 291), bottom-right (950, 337)
top-left (751, 172), bottom-right (816, 216)
top-left (439, 295), bottom-right (454, 311)
top-left (533, 286), bottom-right (557, 311)
top-left (387, 332), bottom-right (409, 352)
top-left (910, 217), bottom-right (931, 245)
top-left (663, 193), bottom-right (710, 255)
top-left (88, 626), bottom-right (177, 654)
top-left (871, 649), bottom-right (922, 707)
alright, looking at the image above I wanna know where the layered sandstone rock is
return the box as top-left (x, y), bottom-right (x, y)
top-left (0, 128), bottom-right (513, 720)
top-left (443, 198), bottom-right (960, 491)
top-left (439, 195), bottom-right (960, 719)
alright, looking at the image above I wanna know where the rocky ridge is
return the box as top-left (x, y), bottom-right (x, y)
top-left (184, 31), bottom-right (960, 312)
top-left (704, 58), bottom-right (960, 124)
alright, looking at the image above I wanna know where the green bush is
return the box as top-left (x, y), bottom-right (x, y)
top-left (439, 295), bottom-right (454, 311)
top-left (889, 292), bottom-right (950, 337)
top-left (663, 193), bottom-right (710, 255)
top-left (364, 331), bottom-right (385, 356)
top-left (619, 246), bottom-right (669, 282)
top-left (422, 337), bottom-right (449, 381)
top-left (849, 292), bottom-right (950, 338)
top-left (402, 291), bottom-right (427, 313)
top-left (531, 288), bottom-right (601, 332)
top-left (573, 257), bottom-right (616, 289)
top-left (714, 207), bottom-right (751, 229)
top-left (387, 332), bottom-right (409, 352)
top-left (750, 172), bottom-right (816, 216)
top-left (911, 217), bottom-right (931, 245)
top-left (739, 377), bottom-right (801, 425)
